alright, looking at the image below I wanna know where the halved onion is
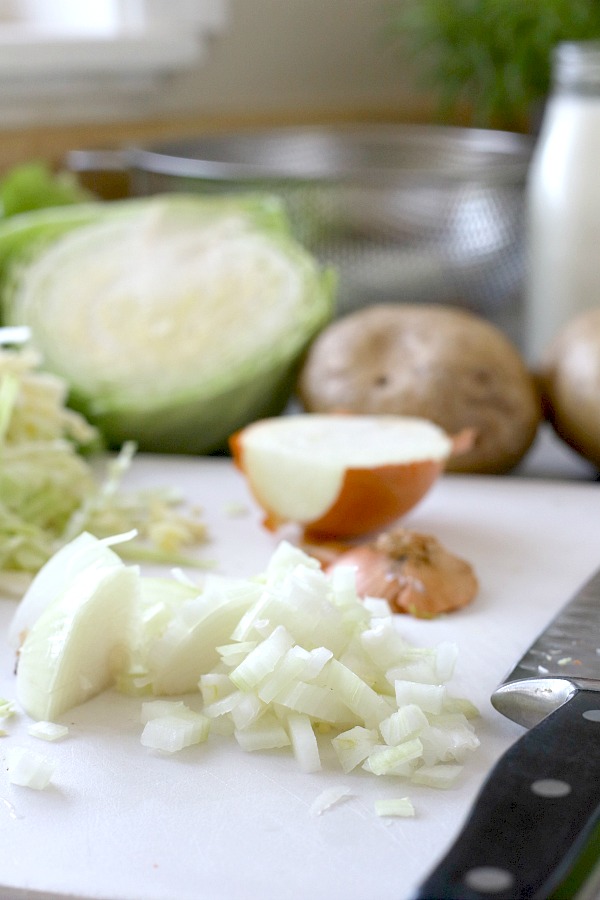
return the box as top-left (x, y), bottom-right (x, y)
top-left (229, 414), bottom-right (453, 540)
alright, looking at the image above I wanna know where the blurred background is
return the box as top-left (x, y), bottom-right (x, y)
top-left (0, 3), bottom-right (598, 476)
top-left (1, 1), bottom-right (598, 345)
top-left (2, 0), bottom-right (600, 344)
top-left (0, 0), bottom-right (427, 170)
top-left (2, 0), bottom-right (599, 165)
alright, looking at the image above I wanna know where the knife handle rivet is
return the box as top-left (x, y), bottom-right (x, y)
top-left (582, 709), bottom-right (600, 722)
top-left (530, 778), bottom-right (571, 798)
top-left (463, 866), bottom-right (514, 894)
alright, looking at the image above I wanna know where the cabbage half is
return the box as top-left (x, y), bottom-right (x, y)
top-left (0, 194), bottom-right (335, 453)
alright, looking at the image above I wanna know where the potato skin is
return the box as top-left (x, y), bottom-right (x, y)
top-left (539, 309), bottom-right (600, 469)
top-left (297, 304), bottom-right (541, 474)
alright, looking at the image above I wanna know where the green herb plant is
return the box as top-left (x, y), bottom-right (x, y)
top-left (384, 0), bottom-right (600, 131)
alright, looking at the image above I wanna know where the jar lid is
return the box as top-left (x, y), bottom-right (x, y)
top-left (554, 41), bottom-right (600, 92)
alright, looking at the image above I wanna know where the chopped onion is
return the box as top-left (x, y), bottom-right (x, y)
top-left (6, 746), bottom-right (55, 789)
top-left (146, 577), bottom-right (261, 695)
top-left (140, 699), bottom-right (189, 723)
top-left (419, 714), bottom-right (480, 766)
top-left (374, 797), bottom-right (416, 818)
top-left (10, 534), bottom-right (480, 797)
top-left (327, 564), bottom-right (360, 606)
top-left (331, 726), bottom-right (378, 774)
top-left (411, 763), bottom-right (464, 789)
top-left (0, 698), bottom-right (16, 719)
top-left (286, 713), bottom-right (321, 773)
top-left (234, 714), bottom-right (290, 752)
top-left (363, 739), bottom-right (424, 776)
top-left (273, 680), bottom-right (355, 725)
top-left (310, 785), bottom-right (353, 816)
top-left (202, 690), bottom-right (244, 720)
top-left (362, 597), bottom-right (393, 618)
top-left (442, 696), bottom-right (480, 719)
top-left (27, 721), bottom-right (69, 742)
top-left (258, 646), bottom-right (331, 704)
top-left (230, 693), bottom-right (265, 730)
top-left (379, 704), bottom-right (429, 746)
top-left (198, 673), bottom-right (235, 705)
top-left (216, 641), bottom-right (259, 667)
top-left (229, 625), bottom-right (294, 691)
top-left (322, 658), bottom-right (394, 729)
top-left (360, 618), bottom-right (412, 670)
top-left (141, 709), bottom-right (209, 753)
top-left (394, 681), bottom-right (446, 715)
top-left (434, 641), bottom-right (459, 682)
top-left (206, 715), bottom-right (235, 738)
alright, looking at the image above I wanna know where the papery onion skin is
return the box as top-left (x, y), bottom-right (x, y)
top-left (229, 414), bottom-right (455, 541)
top-left (325, 528), bottom-right (478, 618)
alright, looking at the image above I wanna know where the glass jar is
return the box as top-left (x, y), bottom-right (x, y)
top-left (525, 41), bottom-right (600, 363)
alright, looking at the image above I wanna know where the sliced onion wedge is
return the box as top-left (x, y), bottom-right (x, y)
top-left (16, 564), bottom-right (139, 721)
top-left (230, 414), bottom-right (453, 539)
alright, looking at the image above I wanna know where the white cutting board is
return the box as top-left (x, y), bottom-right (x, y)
top-left (0, 456), bottom-right (599, 900)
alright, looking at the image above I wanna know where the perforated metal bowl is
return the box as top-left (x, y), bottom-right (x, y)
top-left (68, 123), bottom-right (532, 332)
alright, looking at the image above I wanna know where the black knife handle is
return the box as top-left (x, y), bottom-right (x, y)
top-left (413, 689), bottom-right (600, 900)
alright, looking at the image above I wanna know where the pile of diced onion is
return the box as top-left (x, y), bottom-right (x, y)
top-left (134, 541), bottom-right (480, 786)
top-left (11, 536), bottom-right (479, 800)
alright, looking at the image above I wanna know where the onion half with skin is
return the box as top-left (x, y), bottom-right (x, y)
top-left (230, 414), bottom-right (454, 540)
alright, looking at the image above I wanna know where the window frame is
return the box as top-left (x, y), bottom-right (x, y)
top-left (0, 0), bottom-right (228, 124)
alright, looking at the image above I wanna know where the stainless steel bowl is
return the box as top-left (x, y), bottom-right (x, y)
top-left (68, 124), bottom-right (532, 333)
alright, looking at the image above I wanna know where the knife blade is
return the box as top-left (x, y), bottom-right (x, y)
top-left (413, 564), bottom-right (600, 900)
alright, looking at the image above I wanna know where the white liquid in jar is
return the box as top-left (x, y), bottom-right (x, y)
top-left (525, 93), bottom-right (600, 363)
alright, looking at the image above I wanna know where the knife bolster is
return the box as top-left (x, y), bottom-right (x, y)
top-left (491, 676), bottom-right (577, 728)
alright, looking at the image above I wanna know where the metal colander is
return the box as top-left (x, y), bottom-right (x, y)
top-left (68, 123), bottom-right (532, 336)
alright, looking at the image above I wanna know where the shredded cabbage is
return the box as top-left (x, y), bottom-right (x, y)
top-left (0, 346), bottom-right (209, 594)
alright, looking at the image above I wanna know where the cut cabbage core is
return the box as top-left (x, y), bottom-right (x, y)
top-left (3, 196), bottom-right (334, 452)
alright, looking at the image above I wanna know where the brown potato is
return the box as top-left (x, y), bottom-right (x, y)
top-left (539, 308), bottom-right (600, 469)
top-left (297, 303), bottom-right (541, 474)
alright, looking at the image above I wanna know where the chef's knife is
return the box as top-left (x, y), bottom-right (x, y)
top-left (414, 564), bottom-right (600, 900)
